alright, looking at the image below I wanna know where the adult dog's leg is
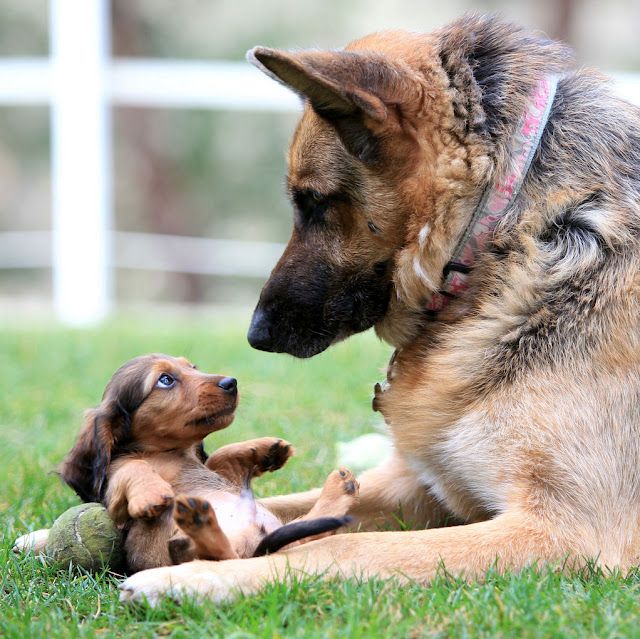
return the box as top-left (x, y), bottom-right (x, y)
top-left (119, 512), bottom-right (569, 605)
top-left (261, 454), bottom-right (450, 529)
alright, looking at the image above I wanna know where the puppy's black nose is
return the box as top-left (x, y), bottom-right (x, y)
top-left (247, 307), bottom-right (274, 352)
top-left (218, 377), bottom-right (237, 393)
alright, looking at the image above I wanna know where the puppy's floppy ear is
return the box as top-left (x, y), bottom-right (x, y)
top-left (59, 403), bottom-right (121, 503)
top-left (60, 355), bottom-right (154, 503)
top-left (248, 47), bottom-right (407, 164)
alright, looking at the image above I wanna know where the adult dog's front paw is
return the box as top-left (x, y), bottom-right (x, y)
top-left (119, 562), bottom-right (229, 606)
top-left (119, 559), bottom-right (267, 606)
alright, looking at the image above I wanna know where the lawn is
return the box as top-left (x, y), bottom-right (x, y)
top-left (1, 313), bottom-right (639, 638)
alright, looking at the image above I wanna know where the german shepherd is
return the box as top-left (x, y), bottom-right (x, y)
top-left (120, 14), bottom-right (640, 604)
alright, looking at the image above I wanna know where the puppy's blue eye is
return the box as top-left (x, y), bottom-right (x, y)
top-left (156, 373), bottom-right (176, 389)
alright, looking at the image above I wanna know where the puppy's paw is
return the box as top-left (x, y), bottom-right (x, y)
top-left (128, 488), bottom-right (174, 520)
top-left (173, 495), bottom-right (238, 561)
top-left (254, 438), bottom-right (294, 474)
top-left (312, 467), bottom-right (360, 518)
top-left (173, 495), bottom-right (214, 533)
top-left (205, 437), bottom-right (294, 483)
top-left (328, 467), bottom-right (360, 497)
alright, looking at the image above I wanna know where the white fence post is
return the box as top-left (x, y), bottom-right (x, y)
top-left (50, 0), bottom-right (111, 324)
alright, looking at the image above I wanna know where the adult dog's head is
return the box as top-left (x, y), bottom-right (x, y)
top-left (246, 15), bottom-right (570, 357)
top-left (60, 354), bottom-right (238, 502)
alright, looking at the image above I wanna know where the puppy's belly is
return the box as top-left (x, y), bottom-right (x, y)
top-left (196, 489), bottom-right (281, 537)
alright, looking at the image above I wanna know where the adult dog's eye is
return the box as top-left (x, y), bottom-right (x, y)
top-left (309, 193), bottom-right (329, 217)
top-left (156, 373), bottom-right (176, 389)
top-left (293, 189), bottom-right (329, 224)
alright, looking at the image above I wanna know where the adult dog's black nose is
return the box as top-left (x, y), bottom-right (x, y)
top-left (247, 307), bottom-right (274, 352)
top-left (218, 377), bottom-right (237, 393)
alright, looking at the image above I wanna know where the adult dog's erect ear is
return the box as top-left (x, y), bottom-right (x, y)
top-left (247, 47), bottom-right (410, 164)
top-left (247, 47), bottom-right (388, 121)
top-left (59, 404), bottom-right (121, 503)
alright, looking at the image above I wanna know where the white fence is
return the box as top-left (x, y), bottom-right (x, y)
top-left (0, 0), bottom-right (298, 325)
top-left (1, 0), bottom-right (639, 324)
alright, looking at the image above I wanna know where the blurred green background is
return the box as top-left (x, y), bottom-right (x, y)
top-left (1, 0), bottom-right (639, 310)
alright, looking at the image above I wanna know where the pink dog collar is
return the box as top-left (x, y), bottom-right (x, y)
top-left (425, 74), bottom-right (560, 315)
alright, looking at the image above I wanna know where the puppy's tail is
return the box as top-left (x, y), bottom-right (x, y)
top-left (252, 516), bottom-right (352, 557)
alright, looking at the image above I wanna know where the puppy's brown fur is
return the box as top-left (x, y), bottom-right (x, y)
top-left (120, 15), bottom-right (640, 603)
top-left (60, 354), bottom-right (358, 572)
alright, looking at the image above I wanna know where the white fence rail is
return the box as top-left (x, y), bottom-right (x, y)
top-left (0, 231), bottom-right (286, 278)
top-left (1, 0), bottom-right (639, 324)
top-left (0, 59), bottom-right (300, 110)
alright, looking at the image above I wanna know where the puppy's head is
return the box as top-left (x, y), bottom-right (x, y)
top-left (60, 354), bottom-right (238, 502)
top-left (246, 34), bottom-right (438, 358)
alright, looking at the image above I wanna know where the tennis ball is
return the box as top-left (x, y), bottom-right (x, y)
top-left (45, 503), bottom-right (124, 572)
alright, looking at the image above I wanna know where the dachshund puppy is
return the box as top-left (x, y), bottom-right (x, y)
top-left (59, 354), bottom-right (358, 573)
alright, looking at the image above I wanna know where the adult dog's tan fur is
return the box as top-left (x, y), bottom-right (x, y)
top-left (120, 15), bottom-right (640, 604)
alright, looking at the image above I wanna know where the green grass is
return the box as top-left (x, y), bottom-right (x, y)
top-left (1, 314), bottom-right (639, 638)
